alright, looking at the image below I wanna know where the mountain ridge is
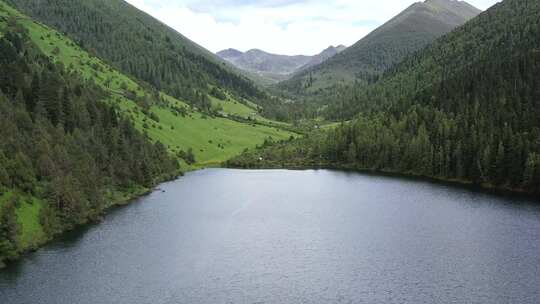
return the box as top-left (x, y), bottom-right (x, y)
top-left (217, 45), bottom-right (347, 84)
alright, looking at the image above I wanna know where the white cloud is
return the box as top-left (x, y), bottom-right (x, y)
top-left (125, 0), bottom-right (501, 55)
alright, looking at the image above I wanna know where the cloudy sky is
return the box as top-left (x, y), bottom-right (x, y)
top-left (125, 0), bottom-right (501, 56)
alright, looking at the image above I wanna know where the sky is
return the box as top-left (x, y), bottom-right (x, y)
top-left (125, 0), bottom-right (501, 56)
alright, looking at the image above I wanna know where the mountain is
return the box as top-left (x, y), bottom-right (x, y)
top-left (217, 48), bottom-right (244, 59)
top-left (298, 45), bottom-right (347, 72)
top-left (279, 0), bottom-right (481, 95)
top-left (217, 48), bottom-right (311, 82)
top-left (229, 0), bottom-right (540, 194)
top-left (4, 0), bottom-right (273, 110)
top-left (217, 46), bottom-right (346, 84)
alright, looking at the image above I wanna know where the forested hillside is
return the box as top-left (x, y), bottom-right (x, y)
top-left (229, 0), bottom-right (540, 194)
top-left (279, 0), bottom-right (480, 96)
top-left (0, 9), bottom-right (180, 265)
top-left (5, 0), bottom-right (285, 116)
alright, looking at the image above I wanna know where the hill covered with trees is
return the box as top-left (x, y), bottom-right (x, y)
top-left (5, 0), bottom-right (290, 118)
top-left (228, 0), bottom-right (540, 195)
top-left (0, 8), bottom-right (180, 265)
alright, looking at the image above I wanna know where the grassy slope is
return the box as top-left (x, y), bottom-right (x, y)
top-left (16, 197), bottom-right (44, 248)
top-left (6, 0), bottom-right (267, 108)
top-left (117, 95), bottom-right (292, 167)
top-left (211, 96), bottom-right (256, 118)
top-left (209, 93), bottom-right (291, 127)
top-left (2, 2), bottom-right (295, 164)
top-left (0, 0), bottom-right (295, 258)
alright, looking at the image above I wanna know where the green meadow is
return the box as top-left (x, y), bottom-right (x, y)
top-left (117, 96), bottom-right (294, 167)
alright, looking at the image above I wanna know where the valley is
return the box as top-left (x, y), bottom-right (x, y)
top-left (1, 0), bottom-right (539, 302)
top-left (217, 45), bottom-right (347, 84)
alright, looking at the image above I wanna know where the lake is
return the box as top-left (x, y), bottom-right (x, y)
top-left (1, 169), bottom-right (540, 303)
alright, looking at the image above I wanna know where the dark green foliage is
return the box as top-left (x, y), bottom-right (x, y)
top-left (5, 153), bottom-right (37, 193)
top-left (524, 154), bottom-right (540, 189)
top-left (177, 148), bottom-right (196, 165)
top-left (231, 0), bottom-right (540, 194)
top-left (186, 148), bottom-right (196, 165)
top-left (0, 169), bottom-right (9, 189)
top-left (210, 87), bottom-right (227, 100)
top-left (0, 199), bottom-right (20, 260)
top-left (0, 22), bottom-right (179, 261)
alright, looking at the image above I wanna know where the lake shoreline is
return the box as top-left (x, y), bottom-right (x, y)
top-left (225, 162), bottom-right (540, 201)
top-left (3, 162), bottom-right (538, 269)
top-left (0, 171), bottom-right (183, 269)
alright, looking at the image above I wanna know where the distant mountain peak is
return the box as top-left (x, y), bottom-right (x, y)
top-left (216, 48), bottom-right (243, 59)
top-left (424, 0), bottom-right (470, 5)
top-left (216, 46), bottom-right (346, 84)
top-left (323, 45), bottom-right (347, 52)
top-left (417, 0), bottom-right (481, 19)
top-left (245, 49), bottom-right (272, 56)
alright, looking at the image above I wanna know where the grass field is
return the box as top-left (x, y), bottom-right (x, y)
top-left (210, 95), bottom-right (292, 128)
top-left (210, 95), bottom-right (257, 118)
top-left (320, 121), bottom-right (348, 130)
top-left (16, 197), bottom-right (45, 248)
top-left (117, 96), bottom-right (294, 167)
